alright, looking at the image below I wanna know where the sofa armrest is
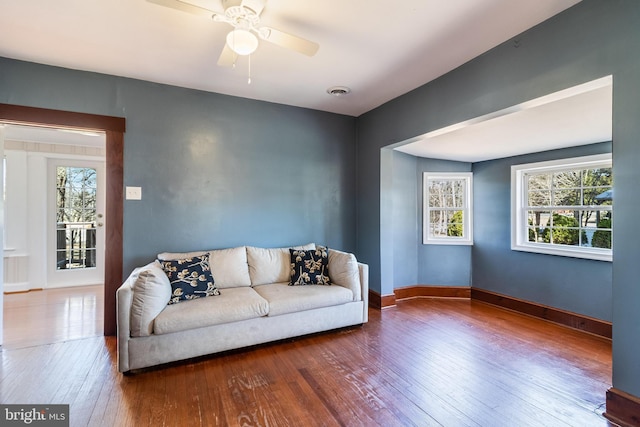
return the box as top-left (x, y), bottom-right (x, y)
top-left (358, 262), bottom-right (369, 323)
top-left (328, 249), bottom-right (362, 301)
top-left (116, 273), bottom-right (135, 373)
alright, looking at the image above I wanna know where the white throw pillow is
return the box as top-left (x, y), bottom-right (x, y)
top-left (208, 246), bottom-right (251, 288)
top-left (130, 261), bottom-right (172, 337)
top-left (247, 243), bottom-right (315, 286)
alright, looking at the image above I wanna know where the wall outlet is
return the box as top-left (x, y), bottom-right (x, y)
top-left (125, 186), bottom-right (142, 200)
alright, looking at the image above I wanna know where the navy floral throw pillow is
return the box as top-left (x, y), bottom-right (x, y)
top-left (159, 253), bottom-right (220, 304)
top-left (290, 246), bottom-right (331, 286)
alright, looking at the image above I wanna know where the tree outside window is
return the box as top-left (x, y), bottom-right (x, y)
top-left (423, 173), bottom-right (473, 245)
top-left (56, 166), bottom-right (98, 269)
top-left (512, 153), bottom-right (612, 261)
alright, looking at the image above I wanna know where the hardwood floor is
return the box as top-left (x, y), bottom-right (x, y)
top-left (0, 298), bottom-right (613, 427)
top-left (3, 285), bottom-right (104, 349)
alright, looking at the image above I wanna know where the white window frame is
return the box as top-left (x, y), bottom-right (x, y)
top-left (423, 172), bottom-right (473, 245)
top-left (511, 153), bottom-right (612, 261)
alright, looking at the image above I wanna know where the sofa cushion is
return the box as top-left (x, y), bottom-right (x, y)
top-left (158, 254), bottom-right (221, 304)
top-left (153, 287), bottom-right (269, 335)
top-left (290, 246), bottom-right (331, 286)
top-left (157, 246), bottom-right (251, 289)
top-left (208, 246), bottom-right (251, 288)
top-left (328, 249), bottom-right (361, 301)
top-left (247, 243), bottom-right (315, 286)
top-left (253, 282), bottom-right (353, 317)
top-left (130, 261), bottom-right (172, 337)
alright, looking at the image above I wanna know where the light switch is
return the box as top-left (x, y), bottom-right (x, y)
top-left (126, 186), bottom-right (142, 200)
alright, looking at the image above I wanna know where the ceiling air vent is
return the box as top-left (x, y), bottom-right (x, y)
top-left (327, 86), bottom-right (351, 96)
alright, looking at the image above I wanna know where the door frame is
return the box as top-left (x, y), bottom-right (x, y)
top-left (0, 103), bottom-right (124, 336)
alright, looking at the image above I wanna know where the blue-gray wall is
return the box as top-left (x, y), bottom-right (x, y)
top-left (382, 153), bottom-right (473, 295)
top-left (473, 142), bottom-right (612, 321)
top-left (0, 58), bottom-right (357, 276)
top-left (416, 158), bottom-right (472, 287)
top-left (356, 0), bottom-right (640, 397)
top-left (389, 150), bottom-right (418, 290)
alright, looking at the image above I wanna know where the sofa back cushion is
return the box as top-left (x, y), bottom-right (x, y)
top-left (157, 246), bottom-right (251, 289)
top-left (247, 243), bottom-right (315, 286)
top-left (328, 249), bottom-right (361, 301)
top-left (130, 261), bottom-right (172, 337)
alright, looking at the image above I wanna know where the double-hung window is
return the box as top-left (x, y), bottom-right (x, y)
top-left (511, 153), bottom-right (612, 261)
top-left (423, 172), bottom-right (473, 245)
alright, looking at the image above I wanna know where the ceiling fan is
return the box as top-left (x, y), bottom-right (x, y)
top-left (147, 0), bottom-right (319, 67)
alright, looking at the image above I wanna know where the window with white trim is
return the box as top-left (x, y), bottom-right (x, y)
top-left (511, 153), bottom-right (612, 261)
top-left (423, 172), bottom-right (473, 245)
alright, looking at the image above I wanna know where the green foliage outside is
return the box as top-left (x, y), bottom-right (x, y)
top-left (540, 214), bottom-right (587, 246)
top-left (592, 218), bottom-right (612, 249)
top-left (526, 167), bottom-right (612, 248)
top-left (447, 211), bottom-right (463, 237)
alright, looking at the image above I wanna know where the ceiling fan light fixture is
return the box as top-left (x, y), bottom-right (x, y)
top-left (226, 29), bottom-right (258, 55)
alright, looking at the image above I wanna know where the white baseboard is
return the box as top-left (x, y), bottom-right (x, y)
top-left (3, 282), bottom-right (34, 293)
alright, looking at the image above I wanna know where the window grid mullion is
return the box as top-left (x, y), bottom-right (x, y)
top-left (424, 173), bottom-right (472, 245)
top-left (514, 154), bottom-right (612, 260)
top-left (525, 206), bottom-right (612, 211)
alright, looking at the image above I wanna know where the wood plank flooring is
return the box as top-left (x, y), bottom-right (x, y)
top-left (0, 298), bottom-right (613, 427)
top-left (3, 285), bottom-right (104, 349)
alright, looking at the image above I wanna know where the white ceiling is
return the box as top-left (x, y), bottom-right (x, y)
top-left (3, 124), bottom-right (105, 148)
top-left (395, 77), bottom-right (613, 162)
top-left (0, 0), bottom-right (581, 117)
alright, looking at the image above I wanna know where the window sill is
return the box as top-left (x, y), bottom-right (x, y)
top-left (424, 240), bottom-right (474, 246)
top-left (511, 243), bottom-right (612, 262)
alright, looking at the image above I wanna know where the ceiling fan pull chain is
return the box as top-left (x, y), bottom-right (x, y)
top-left (248, 54), bottom-right (252, 84)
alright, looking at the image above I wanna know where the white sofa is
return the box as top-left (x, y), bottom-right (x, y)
top-left (116, 244), bottom-right (368, 373)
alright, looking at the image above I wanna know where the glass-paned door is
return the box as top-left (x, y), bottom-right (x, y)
top-left (48, 159), bottom-right (104, 287)
top-left (56, 166), bottom-right (98, 270)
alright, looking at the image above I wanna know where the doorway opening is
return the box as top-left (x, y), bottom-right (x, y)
top-left (0, 103), bottom-right (125, 344)
top-left (2, 125), bottom-right (107, 348)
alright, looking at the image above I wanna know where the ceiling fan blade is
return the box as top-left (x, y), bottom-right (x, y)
top-left (217, 43), bottom-right (237, 67)
top-left (241, 0), bottom-right (265, 15)
top-left (147, 0), bottom-right (215, 17)
top-left (259, 27), bottom-right (319, 56)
